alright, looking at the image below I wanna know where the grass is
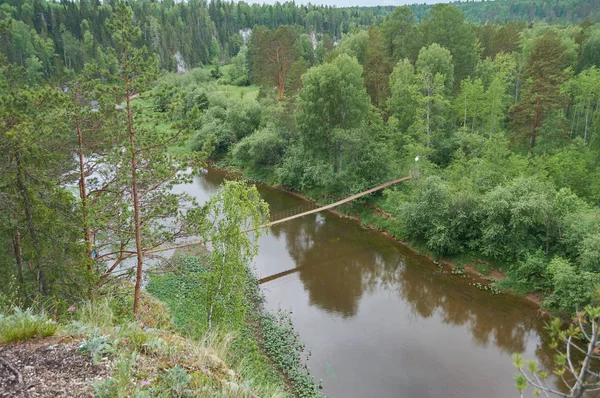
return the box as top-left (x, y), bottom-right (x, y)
top-left (0, 276), bottom-right (289, 396)
top-left (0, 307), bottom-right (58, 343)
top-left (148, 255), bottom-right (322, 398)
top-left (212, 84), bottom-right (259, 103)
top-left (147, 255), bottom-right (290, 397)
top-left (68, 282), bottom-right (286, 398)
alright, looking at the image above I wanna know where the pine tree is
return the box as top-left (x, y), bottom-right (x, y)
top-left (510, 30), bottom-right (571, 153)
top-left (364, 26), bottom-right (391, 108)
top-left (248, 25), bottom-right (299, 99)
top-left (106, 2), bottom-right (202, 316)
top-left (0, 62), bottom-right (89, 300)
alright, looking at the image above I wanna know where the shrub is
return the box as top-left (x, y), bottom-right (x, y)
top-left (232, 127), bottom-right (285, 167)
top-left (579, 233), bottom-right (600, 272)
top-left (0, 307), bottom-right (57, 343)
top-left (260, 309), bottom-right (323, 398)
top-left (544, 257), bottom-right (600, 312)
top-left (504, 250), bottom-right (551, 294)
top-left (93, 351), bottom-right (140, 398)
top-left (160, 365), bottom-right (192, 396)
top-left (79, 334), bottom-right (114, 364)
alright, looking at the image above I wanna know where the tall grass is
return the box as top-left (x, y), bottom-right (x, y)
top-left (71, 292), bottom-right (287, 397)
top-left (0, 307), bottom-right (57, 343)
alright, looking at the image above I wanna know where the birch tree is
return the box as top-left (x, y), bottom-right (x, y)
top-left (567, 66), bottom-right (600, 145)
top-left (410, 45), bottom-right (451, 148)
top-left (201, 181), bottom-right (269, 330)
top-left (296, 54), bottom-right (370, 171)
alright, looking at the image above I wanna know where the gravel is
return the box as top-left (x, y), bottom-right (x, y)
top-left (0, 336), bottom-right (110, 398)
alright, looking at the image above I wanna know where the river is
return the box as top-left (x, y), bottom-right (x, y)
top-left (177, 166), bottom-right (569, 398)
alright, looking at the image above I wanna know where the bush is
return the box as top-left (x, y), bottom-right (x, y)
top-left (260, 309), bottom-right (323, 398)
top-left (479, 178), bottom-right (553, 262)
top-left (544, 257), bottom-right (600, 312)
top-left (233, 127), bottom-right (285, 167)
top-left (79, 334), bottom-right (114, 364)
top-left (504, 250), bottom-right (551, 294)
top-left (93, 351), bottom-right (140, 398)
top-left (397, 176), bottom-right (465, 255)
top-left (0, 307), bottom-right (57, 343)
top-left (579, 233), bottom-right (600, 272)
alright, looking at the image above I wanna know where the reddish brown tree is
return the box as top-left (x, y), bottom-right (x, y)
top-left (249, 25), bottom-right (299, 100)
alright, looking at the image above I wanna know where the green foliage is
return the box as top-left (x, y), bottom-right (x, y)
top-left (159, 365), bottom-right (192, 397)
top-left (336, 30), bottom-right (369, 66)
top-left (545, 258), bottom-right (599, 312)
top-left (394, 176), bottom-right (480, 255)
top-left (579, 233), bottom-right (600, 272)
top-left (478, 178), bottom-right (553, 261)
top-left (296, 54), bottom-right (370, 160)
top-left (233, 127), bottom-right (285, 167)
top-left (191, 95), bottom-right (262, 157)
top-left (147, 256), bottom-right (210, 338)
top-left (503, 251), bottom-right (551, 294)
top-left (199, 181), bottom-right (268, 330)
top-left (0, 307), bottom-right (57, 343)
top-left (148, 256), bottom-right (295, 397)
top-left (2, 0), bottom-right (600, 364)
top-left (579, 28), bottom-right (600, 71)
top-left (261, 310), bottom-right (323, 398)
top-left (421, 4), bottom-right (479, 88)
top-left (93, 351), bottom-right (140, 398)
top-left (410, 45), bottom-right (452, 151)
top-left (364, 26), bottom-right (392, 107)
top-left (510, 29), bottom-right (572, 153)
top-left (79, 334), bottom-right (114, 364)
top-left (248, 25), bottom-right (299, 99)
top-left (381, 6), bottom-right (420, 63)
top-left (415, 43), bottom-right (454, 93)
top-left (388, 59), bottom-right (416, 132)
top-left (0, 70), bottom-right (93, 303)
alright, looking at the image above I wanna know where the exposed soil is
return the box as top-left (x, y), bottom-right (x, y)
top-left (0, 336), bottom-right (110, 398)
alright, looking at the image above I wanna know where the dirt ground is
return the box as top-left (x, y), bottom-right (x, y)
top-left (0, 336), bottom-right (110, 398)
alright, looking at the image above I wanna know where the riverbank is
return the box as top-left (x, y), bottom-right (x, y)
top-left (0, 281), bottom-right (287, 397)
top-left (147, 254), bottom-right (323, 398)
top-left (0, 269), bottom-right (322, 398)
top-left (211, 161), bottom-right (548, 311)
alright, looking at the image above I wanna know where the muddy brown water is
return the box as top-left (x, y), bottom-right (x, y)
top-left (178, 167), bottom-right (574, 398)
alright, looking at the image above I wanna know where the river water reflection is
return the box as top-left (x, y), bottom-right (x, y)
top-left (183, 167), bottom-right (566, 398)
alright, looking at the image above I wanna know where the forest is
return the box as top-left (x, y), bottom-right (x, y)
top-left (1, 0), bottom-right (600, 397)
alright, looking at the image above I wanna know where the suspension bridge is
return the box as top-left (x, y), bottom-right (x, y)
top-left (147, 176), bottom-right (411, 254)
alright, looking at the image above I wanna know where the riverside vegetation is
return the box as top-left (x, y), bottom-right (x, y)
top-left (1, 0), bottom-right (600, 396)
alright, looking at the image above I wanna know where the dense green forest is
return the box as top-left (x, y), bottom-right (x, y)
top-left (1, 0), bottom-right (600, 396)
top-left (0, 0), bottom-right (598, 82)
top-left (183, 2), bottom-right (600, 314)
